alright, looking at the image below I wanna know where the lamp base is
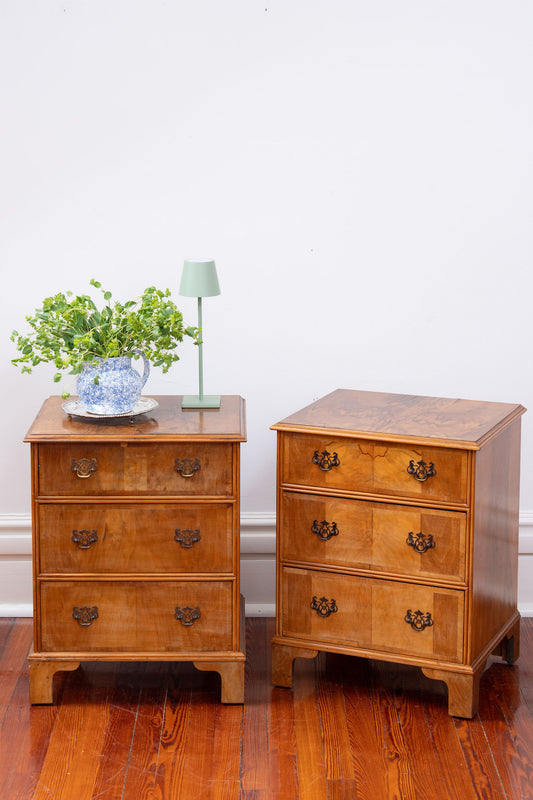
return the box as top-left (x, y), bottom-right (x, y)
top-left (181, 395), bottom-right (221, 409)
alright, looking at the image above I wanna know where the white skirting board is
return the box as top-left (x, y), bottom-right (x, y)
top-left (1, 511), bottom-right (533, 618)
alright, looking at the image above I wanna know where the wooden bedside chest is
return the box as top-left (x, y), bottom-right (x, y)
top-left (271, 389), bottom-right (525, 717)
top-left (25, 395), bottom-right (246, 704)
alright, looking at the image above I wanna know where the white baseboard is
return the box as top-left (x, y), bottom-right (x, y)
top-left (0, 512), bottom-right (278, 618)
top-left (243, 603), bottom-right (277, 617)
top-left (1, 511), bottom-right (532, 618)
top-left (0, 603), bottom-right (33, 617)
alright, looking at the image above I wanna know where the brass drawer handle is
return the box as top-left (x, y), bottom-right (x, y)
top-left (175, 605), bottom-right (201, 626)
top-left (174, 528), bottom-right (201, 548)
top-left (174, 457), bottom-right (201, 478)
top-left (71, 458), bottom-right (98, 479)
top-left (72, 529), bottom-right (98, 549)
top-left (72, 606), bottom-right (99, 626)
top-left (406, 531), bottom-right (435, 554)
top-left (311, 520), bottom-right (339, 541)
top-left (311, 595), bottom-right (338, 617)
top-left (405, 609), bottom-right (433, 631)
top-left (407, 459), bottom-right (436, 482)
top-left (312, 450), bottom-right (340, 472)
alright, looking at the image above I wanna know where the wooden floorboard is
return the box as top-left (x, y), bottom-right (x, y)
top-left (1, 618), bottom-right (533, 799)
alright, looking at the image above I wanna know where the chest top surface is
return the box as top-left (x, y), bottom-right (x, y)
top-left (272, 389), bottom-right (525, 450)
top-left (25, 395), bottom-right (246, 443)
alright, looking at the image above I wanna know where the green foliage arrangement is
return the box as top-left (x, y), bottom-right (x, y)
top-left (11, 279), bottom-right (198, 395)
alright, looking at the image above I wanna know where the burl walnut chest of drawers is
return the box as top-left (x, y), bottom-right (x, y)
top-left (271, 389), bottom-right (525, 717)
top-left (25, 395), bottom-right (246, 704)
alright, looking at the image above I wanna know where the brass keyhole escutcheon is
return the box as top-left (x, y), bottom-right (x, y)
top-left (406, 531), bottom-right (435, 554)
top-left (72, 606), bottom-right (99, 626)
top-left (405, 609), bottom-right (433, 632)
top-left (312, 450), bottom-right (340, 472)
top-left (175, 606), bottom-right (201, 626)
top-left (174, 528), bottom-right (201, 548)
top-left (407, 459), bottom-right (436, 482)
top-left (174, 457), bottom-right (201, 478)
top-left (71, 458), bottom-right (98, 479)
top-left (311, 596), bottom-right (338, 617)
top-left (72, 529), bottom-right (98, 549)
top-left (311, 520), bottom-right (339, 541)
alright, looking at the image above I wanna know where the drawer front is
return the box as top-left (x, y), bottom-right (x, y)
top-left (281, 492), bottom-right (467, 583)
top-left (38, 503), bottom-right (234, 574)
top-left (37, 442), bottom-right (234, 498)
top-left (281, 567), bottom-right (464, 663)
top-left (280, 433), bottom-right (469, 506)
top-left (39, 580), bottom-right (233, 652)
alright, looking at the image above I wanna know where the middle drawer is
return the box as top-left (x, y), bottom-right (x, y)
top-left (280, 491), bottom-right (467, 583)
top-left (38, 503), bottom-right (234, 574)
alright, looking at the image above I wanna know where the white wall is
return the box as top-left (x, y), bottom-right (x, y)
top-left (1, 1), bottom-right (532, 614)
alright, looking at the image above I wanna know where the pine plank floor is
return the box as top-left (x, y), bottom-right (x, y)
top-left (1, 617), bottom-right (533, 799)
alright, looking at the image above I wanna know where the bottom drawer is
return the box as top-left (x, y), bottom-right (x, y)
top-left (39, 580), bottom-right (234, 653)
top-left (281, 567), bottom-right (464, 663)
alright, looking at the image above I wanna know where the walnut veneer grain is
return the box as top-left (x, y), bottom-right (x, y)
top-left (26, 395), bottom-right (246, 704)
top-left (272, 389), bottom-right (526, 717)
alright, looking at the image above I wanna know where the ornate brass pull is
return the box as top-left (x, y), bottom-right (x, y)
top-left (405, 609), bottom-right (433, 632)
top-left (312, 450), bottom-right (340, 472)
top-left (311, 520), bottom-right (339, 541)
top-left (174, 528), bottom-right (201, 548)
top-left (407, 459), bottom-right (436, 482)
top-left (311, 595), bottom-right (338, 617)
top-left (71, 458), bottom-right (98, 479)
top-left (406, 531), bottom-right (435, 554)
top-left (72, 529), bottom-right (98, 549)
top-left (175, 605), bottom-right (201, 626)
top-left (174, 457), bottom-right (201, 478)
top-left (72, 606), bottom-right (99, 626)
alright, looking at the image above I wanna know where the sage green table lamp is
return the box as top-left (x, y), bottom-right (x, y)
top-left (179, 258), bottom-right (221, 409)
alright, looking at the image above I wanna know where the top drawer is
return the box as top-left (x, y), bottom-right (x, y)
top-left (36, 442), bottom-right (235, 498)
top-left (280, 432), bottom-right (469, 506)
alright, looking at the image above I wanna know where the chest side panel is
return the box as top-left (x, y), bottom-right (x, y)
top-left (468, 419), bottom-right (522, 662)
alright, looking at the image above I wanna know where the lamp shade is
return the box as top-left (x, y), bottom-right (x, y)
top-left (179, 258), bottom-right (221, 297)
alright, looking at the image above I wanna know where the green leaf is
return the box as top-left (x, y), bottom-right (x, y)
top-left (10, 280), bottom-right (198, 386)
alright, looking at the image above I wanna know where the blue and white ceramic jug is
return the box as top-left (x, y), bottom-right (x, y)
top-left (76, 352), bottom-right (150, 415)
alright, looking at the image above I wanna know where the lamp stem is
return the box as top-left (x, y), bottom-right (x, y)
top-left (197, 296), bottom-right (204, 401)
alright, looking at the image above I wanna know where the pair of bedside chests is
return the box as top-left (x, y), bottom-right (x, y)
top-left (24, 388), bottom-right (526, 717)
